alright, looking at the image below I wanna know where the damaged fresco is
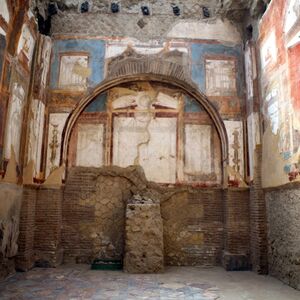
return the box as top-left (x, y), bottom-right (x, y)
top-left (259, 0), bottom-right (300, 187)
top-left (68, 82), bottom-right (222, 186)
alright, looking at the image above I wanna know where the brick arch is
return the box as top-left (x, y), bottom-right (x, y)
top-left (61, 74), bottom-right (229, 186)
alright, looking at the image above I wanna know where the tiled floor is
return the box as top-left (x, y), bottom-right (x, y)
top-left (0, 265), bottom-right (299, 300)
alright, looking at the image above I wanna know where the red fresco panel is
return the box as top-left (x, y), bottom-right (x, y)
top-left (288, 44), bottom-right (300, 112)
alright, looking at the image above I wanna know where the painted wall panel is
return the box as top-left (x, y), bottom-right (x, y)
top-left (76, 123), bottom-right (104, 167)
top-left (46, 113), bottom-right (69, 177)
top-left (113, 117), bottom-right (177, 184)
top-left (50, 39), bottom-right (105, 89)
top-left (259, 0), bottom-right (300, 187)
top-left (224, 120), bottom-right (244, 178)
top-left (191, 43), bottom-right (244, 97)
top-left (184, 124), bottom-right (212, 178)
top-left (27, 100), bottom-right (45, 177)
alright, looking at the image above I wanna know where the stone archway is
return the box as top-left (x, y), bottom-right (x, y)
top-left (61, 50), bottom-right (229, 185)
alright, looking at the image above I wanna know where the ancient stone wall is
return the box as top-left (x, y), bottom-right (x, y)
top-left (63, 167), bottom-right (134, 263)
top-left (14, 166), bottom-right (252, 271)
top-left (266, 184), bottom-right (300, 290)
top-left (63, 167), bottom-right (227, 266)
top-left (124, 196), bottom-right (164, 273)
top-left (0, 183), bottom-right (22, 280)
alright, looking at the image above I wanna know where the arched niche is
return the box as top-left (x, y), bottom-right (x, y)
top-left (61, 74), bottom-right (229, 186)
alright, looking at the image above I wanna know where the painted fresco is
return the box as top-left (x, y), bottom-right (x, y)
top-left (0, 0), bottom-right (9, 35)
top-left (247, 113), bottom-right (260, 180)
top-left (17, 24), bottom-right (35, 69)
top-left (68, 82), bottom-right (222, 186)
top-left (205, 59), bottom-right (237, 96)
top-left (191, 43), bottom-right (244, 118)
top-left (76, 123), bottom-right (104, 167)
top-left (50, 39), bottom-right (105, 89)
top-left (224, 120), bottom-right (244, 180)
top-left (244, 42), bottom-right (260, 181)
top-left (27, 100), bottom-right (45, 178)
top-left (105, 40), bottom-right (189, 62)
top-left (259, 0), bottom-right (300, 187)
top-left (50, 38), bottom-right (245, 185)
top-left (260, 31), bottom-right (277, 70)
top-left (58, 55), bottom-right (89, 91)
top-left (46, 113), bottom-right (69, 177)
top-left (40, 37), bottom-right (52, 90)
top-left (184, 124), bottom-right (214, 182)
top-left (113, 117), bottom-right (177, 184)
top-left (4, 82), bottom-right (26, 163)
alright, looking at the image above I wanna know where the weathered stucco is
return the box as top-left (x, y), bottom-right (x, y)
top-left (0, 183), bottom-right (22, 280)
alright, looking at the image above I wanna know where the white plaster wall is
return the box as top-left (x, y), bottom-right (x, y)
top-left (184, 124), bottom-right (212, 177)
top-left (76, 123), bottom-right (104, 167)
top-left (113, 117), bottom-right (177, 183)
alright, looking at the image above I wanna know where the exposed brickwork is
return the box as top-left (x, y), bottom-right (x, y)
top-left (222, 188), bottom-right (250, 270)
top-left (106, 49), bottom-right (192, 88)
top-left (162, 189), bottom-right (224, 266)
top-left (34, 186), bottom-right (63, 267)
top-left (250, 145), bottom-right (268, 274)
top-left (63, 167), bottom-right (132, 263)
top-left (16, 185), bottom-right (37, 271)
top-left (15, 167), bottom-right (254, 271)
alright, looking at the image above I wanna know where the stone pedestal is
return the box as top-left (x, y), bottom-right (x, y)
top-left (124, 196), bottom-right (164, 273)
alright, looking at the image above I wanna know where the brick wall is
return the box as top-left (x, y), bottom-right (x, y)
top-left (16, 166), bottom-right (254, 270)
top-left (162, 189), bottom-right (224, 266)
top-left (250, 145), bottom-right (268, 274)
top-left (16, 185), bottom-right (37, 271)
top-left (222, 188), bottom-right (250, 270)
top-left (34, 186), bottom-right (63, 267)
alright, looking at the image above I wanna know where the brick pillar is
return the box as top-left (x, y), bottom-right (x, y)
top-left (34, 185), bottom-right (64, 267)
top-left (222, 188), bottom-right (251, 270)
top-left (16, 185), bottom-right (38, 271)
top-left (250, 145), bottom-right (268, 274)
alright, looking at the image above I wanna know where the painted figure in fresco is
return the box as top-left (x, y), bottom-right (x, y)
top-left (49, 124), bottom-right (59, 172)
top-left (4, 83), bottom-right (25, 163)
top-left (41, 45), bottom-right (51, 88)
top-left (232, 130), bottom-right (241, 174)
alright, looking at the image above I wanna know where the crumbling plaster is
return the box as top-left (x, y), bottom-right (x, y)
top-left (0, 183), bottom-right (22, 280)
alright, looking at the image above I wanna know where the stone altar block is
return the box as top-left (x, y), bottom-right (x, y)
top-left (124, 195), bottom-right (164, 273)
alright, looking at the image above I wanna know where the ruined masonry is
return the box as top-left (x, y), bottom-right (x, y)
top-left (124, 195), bottom-right (164, 273)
